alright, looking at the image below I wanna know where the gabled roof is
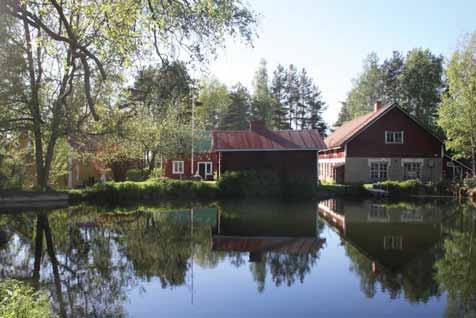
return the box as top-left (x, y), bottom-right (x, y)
top-left (325, 103), bottom-right (442, 149)
top-left (211, 129), bottom-right (326, 152)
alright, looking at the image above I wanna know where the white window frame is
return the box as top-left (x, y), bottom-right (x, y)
top-left (369, 160), bottom-right (389, 182)
top-left (197, 161), bottom-right (213, 176)
top-left (383, 236), bottom-right (403, 250)
top-left (385, 131), bottom-right (404, 144)
top-left (368, 204), bottom-right (389, 223)
top-left (401, 158), bottom-right (424, 180)
top-left (172, 160), bottom-right (184, 174)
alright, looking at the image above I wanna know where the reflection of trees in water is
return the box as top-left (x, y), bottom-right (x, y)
top-left (267, 252), bottom-right (320, 287)
top-left (0, 203), bottom-right (327, 316)
top-left (345, 241), bottom-right (442, 303)
top-left (115, 212), bottom-right (215, 288)
top-left (247, 251), bottom-right (321, 293)
top-left (435, 204), bottom-right (476, 317)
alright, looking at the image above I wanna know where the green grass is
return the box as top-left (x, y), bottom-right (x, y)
top-left (372, 179), bottom-right (454, 196)
top-left (66, 178), bottom-right (218, 204)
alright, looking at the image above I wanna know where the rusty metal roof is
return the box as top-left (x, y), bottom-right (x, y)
top-left (211, 129), bottom-right (326, 151)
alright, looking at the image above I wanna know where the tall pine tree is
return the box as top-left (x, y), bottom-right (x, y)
top-left (270, 64), bottom-right (290, 129)
top-left (251, 59), bottom-right (273, 127)
top-left (220, 84), bottom-right (250, 130)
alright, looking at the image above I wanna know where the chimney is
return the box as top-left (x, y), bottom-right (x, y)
top-left (374, 100), bottom-right (382, 112)
top-left (249, 120), bottom-right (267, 131)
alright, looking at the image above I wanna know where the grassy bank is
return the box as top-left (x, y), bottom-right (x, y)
top-left (65, 172), bottom-right (373, 205)
top-left (67, 178), bottom-right (218, 204)
top-left (371, 179), bottom-right (455, 197)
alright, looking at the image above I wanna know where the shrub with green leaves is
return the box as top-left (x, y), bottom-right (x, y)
top-left (0, 280), bottom-right (53, 318)
top-left (126, 168), bottom-right (146, 182)
top-left (79, 179), bottom-right (218, 204)
top-left (463, 177), bottom-right (476, 189)
top-left (149, 167), bottom-right (162, 179)
top-left (373, 179), bottom-right (452, 196)
top-left (217, 170), bottom-right (316, 199)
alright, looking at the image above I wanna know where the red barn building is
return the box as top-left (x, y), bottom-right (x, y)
top-left (319, 102), bottom-right (445, 184)
top-left (212, 121), bottom-right (326, 182)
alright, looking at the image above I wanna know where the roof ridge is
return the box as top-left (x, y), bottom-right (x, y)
top-left (325, 103), bottom-right (396, 148)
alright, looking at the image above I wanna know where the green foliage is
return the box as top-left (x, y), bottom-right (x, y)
top-left (270, 64), bottom-right (327, 132)
top-left (1, 0), bottom-right (257, 190)
top-left (217, 170), bottom-right (317, 199)
top-left (373, 179), bottom-right (451, 196)
top-left (435, 207), bottom-right (476, 316)
top-left (463, 177), bottom-right (476, 189)
top-left (438, 33), bottom-right (476, 175)
top-left (78, 179), bottom-right (218, 204)
top-left (336, 49), bottom-right (444, 131)
top-left (336, 53), bottom-right (383, 125)
top-left (219, 84), bottom-right (251, 130)
top-left (251, 59), bottom-right (274, 126)
top-left (126, 168), bottom-right (146, 182)
top-left (197, 78), bottom-right (231, 130)
top-left (0, 280), bottom-right (52, 318)
top-left (149, 167), bottom-right (163, 179)
top-left (0, 134), bottom-right (30, 190)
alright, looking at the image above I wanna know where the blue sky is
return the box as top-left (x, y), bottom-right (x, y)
top-left (208, 0), bottom-right (476, 126)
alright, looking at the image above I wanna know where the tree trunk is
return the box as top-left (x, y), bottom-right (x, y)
top-left (23, 20), bottom-right (48, 190)
top-left (32, 214), bottom-right (44, 284)
top-left (43, 215), bottom-right (67, 318)
top-left (148, 151), bottom-right (157, 172)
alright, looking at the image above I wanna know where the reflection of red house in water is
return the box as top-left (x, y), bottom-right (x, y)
top-left (212, 203), bottom-right (325, 262)
top-left (213, 237), bottom-right (325, 263)
top-left (317, 198), bottom-right (451, 271)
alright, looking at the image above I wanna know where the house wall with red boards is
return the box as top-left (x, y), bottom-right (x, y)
top-left (163, 152), bottom-right (218, 180)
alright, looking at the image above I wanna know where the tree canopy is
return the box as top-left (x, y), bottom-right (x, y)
top-left (336, 49), bottom-right (444, 132)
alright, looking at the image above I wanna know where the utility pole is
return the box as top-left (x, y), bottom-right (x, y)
top-left (191, 94), bottom-right (195, 175)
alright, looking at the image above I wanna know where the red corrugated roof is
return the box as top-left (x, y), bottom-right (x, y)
top-left (212, 129), bottom-right (326, 151)
top-left (325, 103), bottom-right (395, 149)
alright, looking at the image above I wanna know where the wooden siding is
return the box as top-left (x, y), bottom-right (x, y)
top-left (220, 151), bottom-right (317, 181)
top-left (164, 152), bottom-right (218, 180)
top-left (319, 148), bottom-right (345, 159)
top-left (346, 108), bottom-right (442, 158)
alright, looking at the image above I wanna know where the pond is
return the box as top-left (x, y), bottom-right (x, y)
top-left (0, 198), bottom-right (475, 317)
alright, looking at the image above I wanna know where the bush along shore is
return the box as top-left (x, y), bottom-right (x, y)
top-left (371, 179), bottom-right (458, 197)
top-left (66, 171), bottom-right (370, 205)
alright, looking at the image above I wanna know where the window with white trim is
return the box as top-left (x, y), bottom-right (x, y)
top-left (370, 162), bottom-right (388, 181)
top-left (385, 131), bottom-right (404, 144)
top-left (383, 236), bottom-right (403, 250)
top-left (403, 162), bottom-right (422, 180)
top-left (368, 204), bottom-right (388, 222)
top-left (172, 161), bottom-right (184, 174)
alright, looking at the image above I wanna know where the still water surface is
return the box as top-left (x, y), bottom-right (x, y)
top-left (0, 198), bottom-right (475, 317)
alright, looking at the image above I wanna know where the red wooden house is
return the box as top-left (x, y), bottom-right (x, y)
top-left (163, 133), bottom-right (218, 180)
top-left (319, 102), bottom-right (445, 184)
top-left (212, 121), bottom-right (326, 182)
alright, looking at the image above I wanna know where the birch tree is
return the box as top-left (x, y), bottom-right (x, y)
top-left (438, 33), bottom-right (476, 176)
